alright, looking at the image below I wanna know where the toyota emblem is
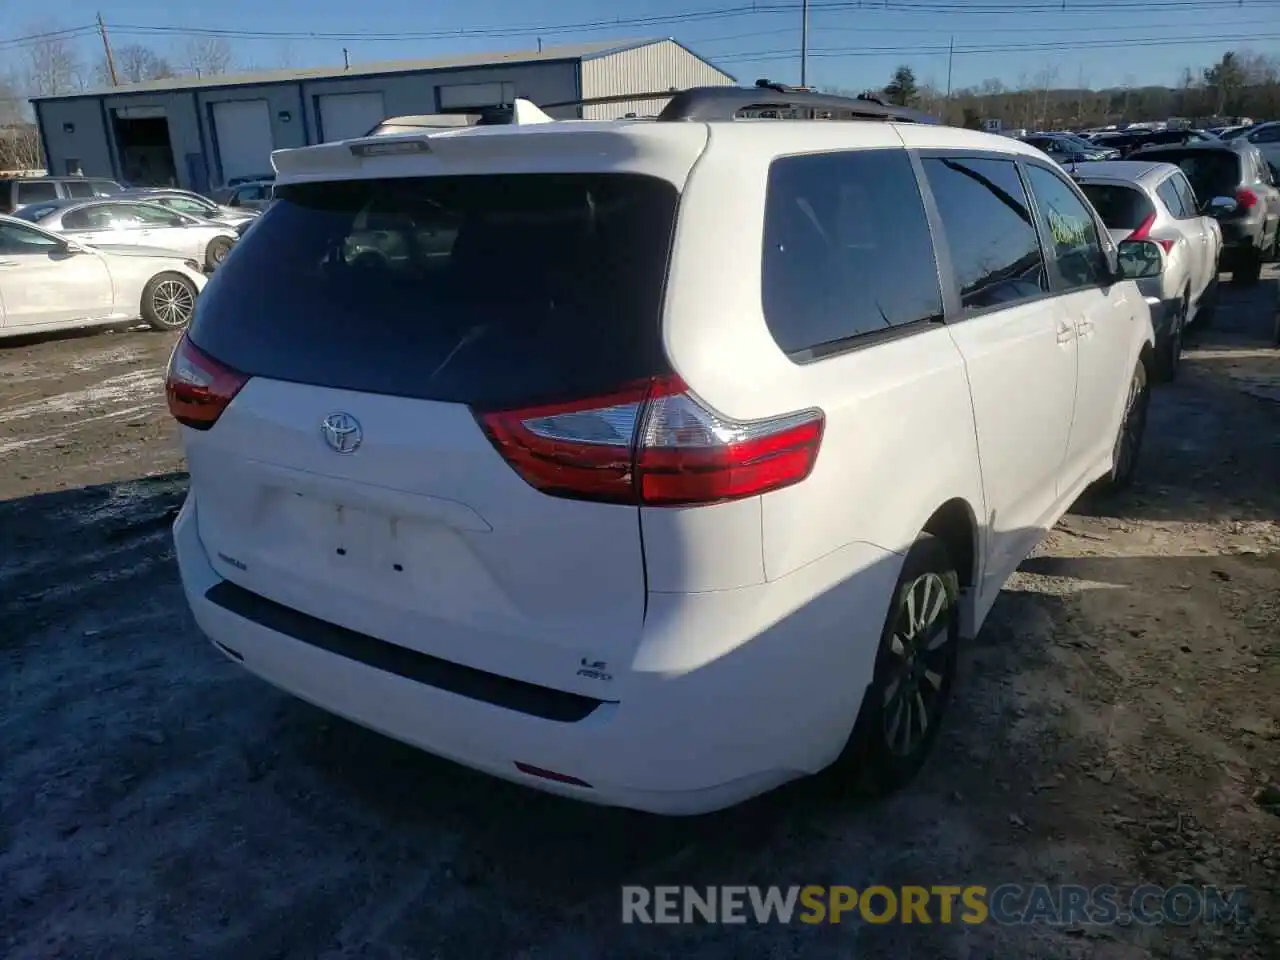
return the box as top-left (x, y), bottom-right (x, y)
top-left (321, 412), bottom-right (362, 454)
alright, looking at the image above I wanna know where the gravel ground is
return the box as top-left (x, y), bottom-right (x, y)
top-left (2, 276), bottom-right (1280, 959)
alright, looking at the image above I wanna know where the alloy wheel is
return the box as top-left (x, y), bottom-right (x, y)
top-left (152, 279), bottom-right (195, 328)
top-left (882, 571), bottom-right (955, 758)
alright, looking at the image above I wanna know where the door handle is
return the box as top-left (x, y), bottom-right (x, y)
top-left (1056, 321), bottom-right (1075, 344)
top-left (0, 260), bottom-right (17, 267)
top-left (1076, 318), bottom-right (1095, 336)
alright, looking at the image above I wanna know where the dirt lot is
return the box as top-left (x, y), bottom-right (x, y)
top-left (2, 281), bottom-right (1280, 960)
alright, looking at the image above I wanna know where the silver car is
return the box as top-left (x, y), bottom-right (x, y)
top-left (1073, 160), bottom-right (1224, 382)
top-left (12, 198), bottom-right (238, 271)
top-left (117, 188), bottom-right (260, 229)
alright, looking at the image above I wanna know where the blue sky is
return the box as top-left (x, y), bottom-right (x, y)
top-left (2, 0), bottom-right (1277, 94)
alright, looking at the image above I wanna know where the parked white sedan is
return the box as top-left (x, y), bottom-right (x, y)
top-left (0, 215), bottom-right (207, 339)
top-left (12, 198), bottom-right (238, 271)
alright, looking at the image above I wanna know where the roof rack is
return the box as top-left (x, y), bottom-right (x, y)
top-left (542, 80), bottom-right (939, 124)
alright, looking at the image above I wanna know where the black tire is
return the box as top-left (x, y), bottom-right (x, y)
top-left (1151, 297), bottom-right (1186, 384)
top-left (205, 236), bottom-right (234, 271)
top-left (1098, 360), bottom-right (1149, 493)
top-left (1195, 277), bottom-right (1218, 328)
top-left (1233, 248), bottom-right (1262, 285)
top-left (836, 533), bottom-right (961, 796)
top-left (141, 272), bottom-right (198, 332)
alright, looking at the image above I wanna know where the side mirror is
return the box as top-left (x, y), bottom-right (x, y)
top-left (1206, 195), bottom-right (1238, 216)
top-left (169, 216), bottom-right (188, 227)
top-left (62, 240), bottom-right (87, 255)
top-left (1115, 239), bottom-right (1164, 280)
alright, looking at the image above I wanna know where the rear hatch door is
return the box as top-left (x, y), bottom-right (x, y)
top-left (183, 171), bottom-right (681, 697)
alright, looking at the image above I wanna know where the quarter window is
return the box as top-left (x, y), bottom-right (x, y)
top-left (1024, 164), bottom-right (1108, 291)
top-left (1171, 174), bottom-right (1200, 217)
top-left (921, 155), bottom-right (1048, 312)
top-left (1157, 179), bottom-right (1188, 218)
top-left (761, 149), bottom-right (943, 357)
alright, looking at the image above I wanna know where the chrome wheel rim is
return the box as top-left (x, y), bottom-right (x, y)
top-left (1113, 370), bottom-right (1144, 480)
top-left (882, 572), bottom-right (954, 757)
top-left (153, 279), bottom-right (194, 327)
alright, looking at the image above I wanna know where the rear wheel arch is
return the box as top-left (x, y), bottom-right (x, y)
top-left (920, 497), bottom-right (978, 592)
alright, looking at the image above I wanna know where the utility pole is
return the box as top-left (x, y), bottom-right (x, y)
top-left (945, 35), bottom-right (954, 121)
top-left (800, 0), bottom-right (809, 87)
top-left (97, 13), bottom-right (118, 87)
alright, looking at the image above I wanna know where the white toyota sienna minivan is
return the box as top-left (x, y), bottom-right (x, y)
top-left (168, 85), bottom-right (1163, 814)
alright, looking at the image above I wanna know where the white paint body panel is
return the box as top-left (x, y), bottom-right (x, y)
top-left (175, 117), bottom-right (1154, 814)
top-left (213, 99), bottom-right (276, 185)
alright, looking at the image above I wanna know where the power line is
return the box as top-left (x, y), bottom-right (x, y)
top-left (0, 24), bottom-right (97, 50)
top-left (717, 31), bottom-right (1280, 60)
top-left (100, 0), bottom-right (1280, 43)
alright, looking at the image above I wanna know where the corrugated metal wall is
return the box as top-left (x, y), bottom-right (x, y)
top-left (580, 40), bottom-right (735, 120)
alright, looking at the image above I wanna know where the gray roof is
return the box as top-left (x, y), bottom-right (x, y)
top-left (1070, 160), bottom-right (1172, 185)
top-left (35, 37), bottom-right (667, 101)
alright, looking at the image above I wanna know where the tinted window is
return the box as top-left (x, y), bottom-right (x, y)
top-left (1139, 149), bottom-right (1242, 199)
top-left (761, 149), bottom-right (941, 356)
top-left (129, 203), bottom-right (181, 225)
top-left (921, 156), bottom-right (1048, 311)
top-left (1078, 183), bottom-right (1155, 230)
top-left (1249, 124), bottom-right (1280, 144)
top-left (11, 203), bottom-right (62, 223)
top-left (190, 173), bottom-right (678, 409)
top-left (91, 180), bottom-right (123, 195)
top-left (0, 221), bottom-right (62, 253)
top-left (61, 205), bottom-right (115, 230)
top-left (1157, 179), bottom-right (1188, 217)
top-left (65, 180), bottom-right (96, 198)
top-left (1024, 164), bottom-right (1108, 290)
top-left (1171, 174), bottom-right (1200, 216)
top-left (161, 196), bottom-right (214, 216)
top-left (16, 181), bottom-right (59, 203)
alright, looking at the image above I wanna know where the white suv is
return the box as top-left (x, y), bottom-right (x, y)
top-left (167, 85), bottom-right (1164, 815)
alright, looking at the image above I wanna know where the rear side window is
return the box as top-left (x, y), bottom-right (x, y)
top-left (1078, 183), bottom-right (1155, 230)
top-left (16, 180), bottom-right (59, 203)
top-left (761, 149), bottom-right (942, 357)
top-left (190, 173), bottom-right (678, 409)
top-left (1156, 179), bottom-right (1189, 218)
top-left (1140, 149), bottom-right (1241, 200)
top-left (65, 180), bottom-right (96, 198)
top-left (921, 156), bottom-right (1048, 312)
top-left (62, 205), bottom-right (114, 230)
top-left (1024, 165), bottom-right (1108, 291)
top-left (1171, 174), bottom-right (1200, 216)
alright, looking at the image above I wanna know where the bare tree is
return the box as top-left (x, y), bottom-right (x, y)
top-left (0, 72), bottom-right (26, 126)
top-left (178, 36), bottom-right (234, 78)
top-left (22, 22), bottom-right (86, 97)
top-left (96, 43), bottom-right (177, 86)
top-left (0, 124), bottom-right (43, 171)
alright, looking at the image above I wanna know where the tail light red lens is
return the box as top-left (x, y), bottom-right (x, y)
top-left (1236, 189), bottom-right (1258, 210)
top-left (1128, 211), bottom-right (1174, 252)
top-left (476, 375), bottom-right (824, 507)
top-left (165, 333), bottom-right (249, 430)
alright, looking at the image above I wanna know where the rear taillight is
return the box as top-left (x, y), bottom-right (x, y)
top-left (1236, 189), bottom-right (1258, 210)
top-left (1129, 211), bottom-right (1175, 253)
top-left (476, 375), bottom-right (824, 507)
top-left (165, 333), bottom-right (249, 430)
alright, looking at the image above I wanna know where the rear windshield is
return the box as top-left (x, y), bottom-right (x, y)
top-left (190, 173), bottom-right (678, 409)
top-left (1137, 149), bottom-right (1241, 198)
top-left (1078, 183), bottom-right (1156, 230)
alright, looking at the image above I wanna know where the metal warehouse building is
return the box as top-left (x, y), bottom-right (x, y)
top-left (31, 37), bottom-right (734, 193)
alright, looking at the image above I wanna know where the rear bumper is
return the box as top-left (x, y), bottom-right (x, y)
top-left (1144, 295), bottom-right (1178, 337)
top-left (173, 493), bottom-right (898, 815)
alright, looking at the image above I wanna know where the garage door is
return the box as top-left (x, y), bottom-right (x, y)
top-left (212, 100), bottom-right (275, 185)
top-left (318, 92), bottom-right (387, 141)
